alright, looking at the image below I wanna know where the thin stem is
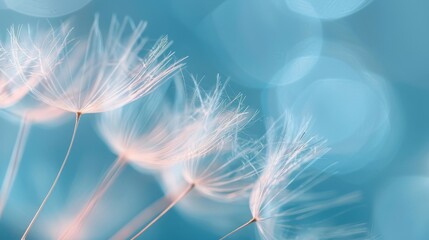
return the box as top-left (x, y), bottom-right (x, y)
top-left (0, 118), bottom-right (31, 217)
top-left (60, 155), bottom-right (127, 240)
top-left (21, 112), bottom-right (82, 240)
top-left (219, 218), bottom-right (256, 240)
top-left (130, 183), bottom-right (195, 240)
top-left (111, 190), bottom-right (177, 240)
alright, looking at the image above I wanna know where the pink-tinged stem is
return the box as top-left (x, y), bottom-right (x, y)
top-left (219, 218), bottom-right (256, 240)
top-left (0, 118), bottom-right (30, 217)
top-left (111, 190), bottom-right (177, 240)
top-left (60, 155), bottom-right (127, 240)
top-left (22, 112), bottom-right (82, 240)
top-left (130, 184), bottom-right (195, 240)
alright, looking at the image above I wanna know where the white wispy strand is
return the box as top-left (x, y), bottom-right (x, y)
top-left (248, 116), bottom-right (364, 240)
top-left (13, 15), bottom-right (184, 114)
top-left (0, 24), bottom-right (67, 108)
top-left (182, 137), bottom-right (261, 201)
top-left (99, 75), bottom-right (251, 169)
top-left (97, 85), bottom-right (167, 161)
top-left (249, 116), bottom-right (328, 222)
top-left (178, 76), bottom-right (252, 157)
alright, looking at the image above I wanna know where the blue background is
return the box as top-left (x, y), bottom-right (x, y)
top-left (1, 0), bottom-right (429, 239)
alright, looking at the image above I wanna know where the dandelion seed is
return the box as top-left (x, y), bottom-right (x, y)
top-left (24, 16), bottom-right (184, 114)
top-left (15, 15), bottom-right (184, 239)
top-left (220, 115), bottom-right (365, 240)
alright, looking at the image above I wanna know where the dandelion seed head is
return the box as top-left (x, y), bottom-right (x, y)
top-left (245, 114), bottom-right (364, 239)
top-left (11, 16), bottom-right (184, 114)
top-left (99, 75), bottom-right (252, 170)
top-left (249, 115), bottom-right (328, 219)
top-left (0, 24), bottom-right (65, 108)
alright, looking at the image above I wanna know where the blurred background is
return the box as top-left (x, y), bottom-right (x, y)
top-left (0, 0), bottom-right (429, 239)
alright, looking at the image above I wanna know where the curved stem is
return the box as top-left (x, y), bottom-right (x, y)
top-left (21, 112), bottom-right (82, 240)
top-left (131, 184), bottom-right (195, 240)
top-left (0, 118), bottom-right (31, 217)
top-left (111, 190), bottom-right (177, 240)
top-left (219, 218), bottom-right (256, 240)
top-left (60, 156), bottom-right (127, 240)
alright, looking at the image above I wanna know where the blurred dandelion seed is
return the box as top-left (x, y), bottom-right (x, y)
top-left (17, 15), bottom-right (184, 239)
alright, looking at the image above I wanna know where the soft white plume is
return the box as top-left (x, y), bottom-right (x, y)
top-left (247, 115), bottom-right (364, 239)
top-left (0, 24), bottom-right (68, 108)
top-left (10, 16), bottom-right (184, 114)
top-left (98, 75), bottom-right (251, 169)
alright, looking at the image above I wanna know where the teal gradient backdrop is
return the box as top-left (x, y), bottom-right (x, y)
top-left (0, 0), bottom-right (429, 239)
